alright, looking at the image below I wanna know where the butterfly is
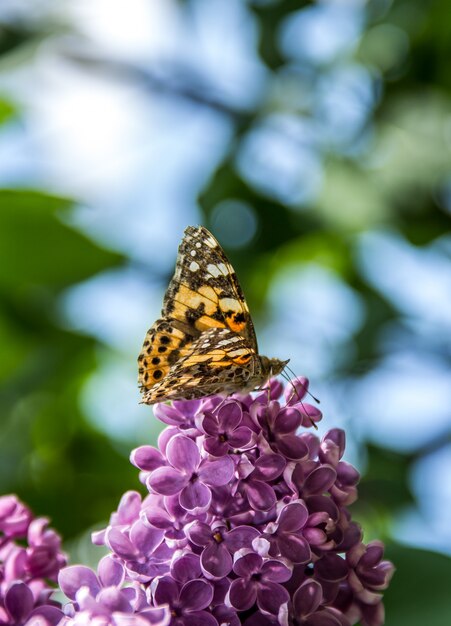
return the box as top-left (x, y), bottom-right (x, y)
top-left (138, 226), bottom-right (288, 404)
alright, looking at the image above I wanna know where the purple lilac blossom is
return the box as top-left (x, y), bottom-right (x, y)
top-left (3, 378), bottom-right (392, 625)
top-left (75, 378), bottom-right (393, 626)
top-left (0, 495), bottom-right (66, 625)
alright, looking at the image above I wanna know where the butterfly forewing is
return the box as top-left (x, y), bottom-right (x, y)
top-left (164, 226), bottom-right (258, 348)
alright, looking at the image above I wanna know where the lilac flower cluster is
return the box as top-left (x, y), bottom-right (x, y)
top-left (63, 377), bottom-right (393, 626)
top-left (0, 494), bottom-right (66, 625)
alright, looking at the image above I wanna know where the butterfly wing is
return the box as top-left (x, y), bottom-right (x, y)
top-left (163, 226), bottom-right (258, 347)
top-left (138, 226), bottom-right (258, 397)
top-left (140, 327), bottom-right (262, 403)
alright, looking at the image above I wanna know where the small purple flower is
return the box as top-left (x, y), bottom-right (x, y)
top-left (264, 500), bottom-right (312, 564)
top-left (237, 452), bottom-right (286, 512)
top-left (104, 518), bottom-right (167, 581)
top-left (151, 576), bottom-right (216, 626)
top-left (289, 579), bottom-right (347, 626)
top-left (346, 541), bottom-right (395, 604)
top-left (143, 495), bottom-right (199, 547)
top-left (319, 431), bottom-right (360, 506)
top-left (186, 520), bottom-right (260, 579)
top-left (59, 557), bottom-right (171, 625)
top-left (0, 581), bottom-right (63, 626)
top-left (148, 435), bottom-right (234, 512)
top-left (26, 517), bottom-right (67, 580)
top-left (154, 398), bottom-right (219, 431)
top-left (252, 401), bottom-right (311, 460)
top-left (0, 496), bottom-right (66, 625)
top-left (0, 495), bottom-right (32, 539)
top-left (199, 401), bottom-right (253, 456)
top-left (228, 549), bottom-right (292, 616)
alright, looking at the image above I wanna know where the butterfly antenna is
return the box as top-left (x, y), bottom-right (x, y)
top-left (282, 365), bottom-right (319, 430)
top-left (285, 364), bottom-right (320, 404)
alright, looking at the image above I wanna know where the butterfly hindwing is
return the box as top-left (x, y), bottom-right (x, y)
top-left (140, 327), bottom-right (259, 403)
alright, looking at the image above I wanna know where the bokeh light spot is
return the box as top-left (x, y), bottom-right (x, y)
top-left (211, 200), bottom-right (258, 248)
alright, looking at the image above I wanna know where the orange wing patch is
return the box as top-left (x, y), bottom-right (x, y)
top-left (138, 320), bottom-right (191, 390)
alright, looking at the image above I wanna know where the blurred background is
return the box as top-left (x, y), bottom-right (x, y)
top-left (0, 0), bottom-right (450, 623)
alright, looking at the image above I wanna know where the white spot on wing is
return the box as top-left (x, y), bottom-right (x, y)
top-left (190, 250), bottom-right (197, 257)
top-left (217, 337), bottom-right (240, 346)
top-left (207, 263), bottom-right (229, 278)
top-left (189, 261), bottom-right (200, 272)
top-left (196, 242), bottom-right (202, 248)
top-left (220, 297), bottom-right (241, 312)
top-left (205, 236), bottom-right (218, 248)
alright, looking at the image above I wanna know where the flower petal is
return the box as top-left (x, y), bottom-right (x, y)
top-left (228, 577), bottom-right (257, 611)
top-left (26, 606), bottom-right (64, 626)
top-left (233, 550), bottom-right (262, 577)
top-left (246, 480), bottom-right (276, 512)
top-left (293, 579), bottom-right (323, 617)
top-left (274, 407), bottom-right (303, 434)
top-left (260, 559), bottom-right (292, 583)
top-left (180, 481), bottom-right (211, 511)
top-left (180, 579), bottom-right (213, 611)
top-left (257, 581), bottom-right (290, 615)
top-left (278, 533), bottom-right (311, 564)
top-left (199, 456), bottom-right (234, 486)
top-left (277, 501), bottom-right (309, 532)
top-left (186, 521), bottom-right (212, 547)
top-left (253, 454), bottom-right (286, 480)
top-left (204, 438), bottom-right (230, 457)
top-left (137, 607), bottom-right (172, 626)
top-left (130, 446), bottom-right (165, 471)
top-left (58, 565), bottom-right (100, 600)
top-left (277, 435), bottom-right (309, 460)
top-left (219, 401), bottom-right (243, 432)
top-left (316, 553), bottom-right (348, 582)
top-left (153, 575), bottom-right (179, 606)
top-left (228, 426), bottom-right (253, 449)
top-left (5, 582), bottom-right (34, 622)
top-left (201, 541), bottom-right (233, 579)
top-left (148, 467), bottom-right (187, 496)
top-left (97, 555), bottom-right (124, 587)
top-left (130, 519), bottom-right (164, 555)
top-left (166, 435), bottom-right (200, 472)
top-left (184, 611), bottom-right (218, 626)
top-left (200, 411), bottom-right (220, 436)
top-left (225, 526), bottom-right (260, 553)
top-left (284, 377), bottom-right (310, 405)
top-left (304, 465), bottom-right (337, 495)
top-left (171, 552), bottom-right (202, 584)
top-left (106, 527), bottom-right (138, 560)
top-left (113, 491), bottom-right (142, 525)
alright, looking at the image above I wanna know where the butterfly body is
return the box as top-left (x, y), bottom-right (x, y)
top-left (138, 226), bottom-right (288, 403)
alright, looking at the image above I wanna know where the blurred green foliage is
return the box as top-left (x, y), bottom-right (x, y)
top-left (0, 190), bottom-right (138, 537)
top-left (0, 1), bottom-right (450, 624)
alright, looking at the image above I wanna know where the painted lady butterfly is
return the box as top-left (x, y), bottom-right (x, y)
top-left (138, 226), bottom-right (288, 403)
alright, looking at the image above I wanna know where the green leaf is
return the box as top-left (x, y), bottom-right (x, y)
top-left (0, 189), bottom-right (123, 289)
